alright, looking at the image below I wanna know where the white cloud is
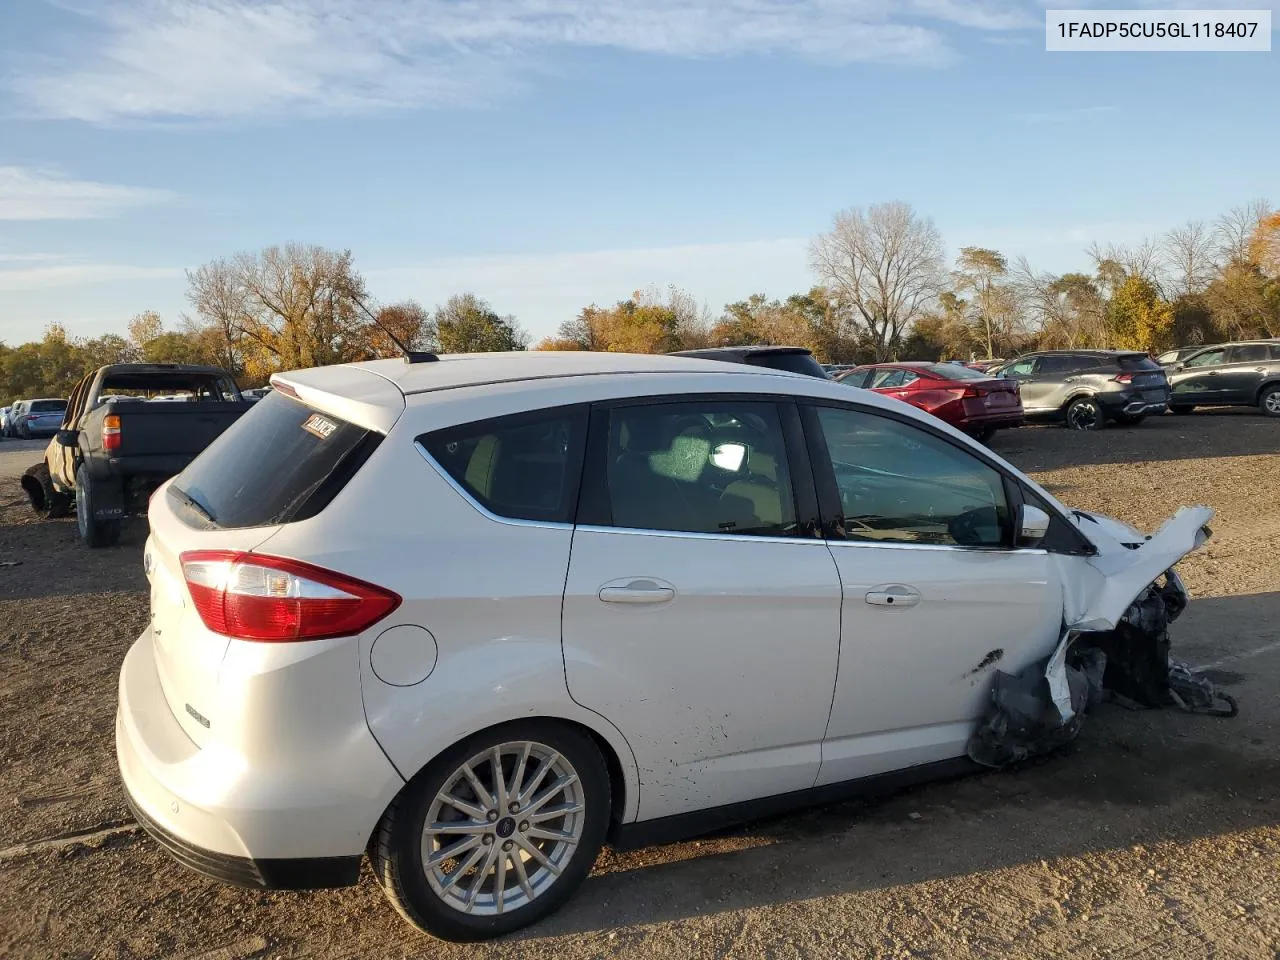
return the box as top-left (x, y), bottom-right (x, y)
top-left (0, 167), bottom-right (175, 220)
top-left (1008, 105), bottom-right (1116, 124)
top-left (0, 261), bottom-right (183, 291)
top-left (12, 0), bottom-right (1036, 122)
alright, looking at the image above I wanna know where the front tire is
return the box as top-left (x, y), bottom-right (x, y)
top-left (1064, 396), bottom-right (1103, 431)
top-left (372, 721), bottom-right (610, 942)
top-left (1260, 385), bottom-right (1280, 418)
top-left (76, 465), bottom-right (121, 548)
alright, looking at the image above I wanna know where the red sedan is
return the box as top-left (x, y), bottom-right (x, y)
top-left (836, 362), bottom-right (1024, 441)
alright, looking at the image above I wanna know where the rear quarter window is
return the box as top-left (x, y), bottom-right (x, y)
top-left (171, 392), bottom-right (379, 529)
top-left (419, 407), bottom-right (588, 524)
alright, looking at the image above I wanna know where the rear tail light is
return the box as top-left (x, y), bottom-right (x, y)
top-left (103, 414), bottom-right (122, 452)
top-left (179, 551), bottom-right (401, 642)
top-left (1112, 372), bottom-right (1135, 384)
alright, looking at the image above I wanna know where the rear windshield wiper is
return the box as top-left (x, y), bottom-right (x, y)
top-left (171, 485), bottom-right (218, 525)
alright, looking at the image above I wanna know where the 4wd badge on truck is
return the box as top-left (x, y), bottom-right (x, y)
top-left (301, 413), bottom-right (338, 440)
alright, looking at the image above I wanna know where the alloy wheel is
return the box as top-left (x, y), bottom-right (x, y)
top-left (1066, 399), bottom-right (1101, 431)
top-left (1264, 390), bottom-right (1280, 416)
top-left (420, 742), bottom-right (586, 916)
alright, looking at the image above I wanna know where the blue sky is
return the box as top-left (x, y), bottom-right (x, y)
top-left (1, 0), bottom-right (1277, 345)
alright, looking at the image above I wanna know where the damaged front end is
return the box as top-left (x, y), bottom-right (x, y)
top-left (967, 506), bottom-right (1237, 770)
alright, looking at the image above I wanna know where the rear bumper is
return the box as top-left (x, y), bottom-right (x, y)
top-left (1099, 390), bottom-right (1169, 417)
top-left (116, 630), bottom-right (401, 889)
top-left (125, 791), bottom-right (361, 889)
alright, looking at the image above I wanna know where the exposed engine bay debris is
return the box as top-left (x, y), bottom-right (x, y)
top-left (967, 506), bottom-right (1236, 769)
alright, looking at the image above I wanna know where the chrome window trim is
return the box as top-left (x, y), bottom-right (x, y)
top-left (573, 524), bottom-right (827, 545)
top-left (413, 441), bottom-right (573, 532)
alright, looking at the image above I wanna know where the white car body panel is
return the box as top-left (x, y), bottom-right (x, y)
top-left (816, 542), bottom-right (1063, 786)
top-left (116, 351), bottom-right (1212, 881)
top-left (563, 529), bottom-right (841, 820)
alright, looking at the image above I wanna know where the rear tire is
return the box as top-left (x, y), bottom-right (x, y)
top-left (75, 465), bottom-right (121, 548)
top-left (1169, 404), bottom-right (1195, 415)
top-left (1260, 385), bottom-right (1280, 418)
top-left (1064, 396), bottom-right (1103, 432)
top-left (372, 721), bottom-right (610, 942)
top-left (972, 426), bottom-right (997, 443)
top-left (1114, 413), bottom-right (1146, 426)
top-left (21, 463), bottom-right (73, 518)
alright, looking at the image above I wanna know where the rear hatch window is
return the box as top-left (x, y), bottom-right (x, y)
top-left (1118, 354), bottom-right (1162, 372)
top-left (31, 400), bottom-right (67, 412)
top-left (169, 392), bottom-right (380, 529)
top-left (745, 352), bottom-right (830, 379)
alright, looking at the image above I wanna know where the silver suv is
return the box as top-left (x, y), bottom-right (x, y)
top-left (996, 350), bottom-right (1170, 430)
top-left (1162, 340), bottom-right (1280, 417)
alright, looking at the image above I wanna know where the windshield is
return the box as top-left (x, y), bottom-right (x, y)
top-left (171, 392), bottom-right (378, 529)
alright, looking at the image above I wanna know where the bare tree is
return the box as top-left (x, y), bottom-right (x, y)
top-left (809, 202), bottom-right (946, 360)
top-left (1215, 199), bottom-right (1273, 265)
top-left (185, 257), bottom-right (251, 376)
top-left (1161, 220), bottom-right (1218, 297)
top-left (1088, 239), bottom-right (1162, 294)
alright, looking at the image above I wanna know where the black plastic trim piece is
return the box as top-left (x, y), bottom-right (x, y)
top-left (127, 793), bottom-right (362, 891)
top-left (608, 757), bottom-right (980, 851)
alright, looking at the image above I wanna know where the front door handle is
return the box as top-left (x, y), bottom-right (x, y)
top-left (598, 579), bottom-right (676, 604)
top-left (865, 585), bottom-right (921, 608)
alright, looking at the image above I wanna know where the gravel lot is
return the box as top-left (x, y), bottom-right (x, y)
top-left (2, 413), bottom-right (1279, 960)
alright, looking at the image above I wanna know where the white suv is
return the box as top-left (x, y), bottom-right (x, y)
top-left (116, 351), bottom-right (1209, 941)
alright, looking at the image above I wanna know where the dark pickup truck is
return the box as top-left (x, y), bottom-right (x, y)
top-left (22, 363), bottom-right (250, 546)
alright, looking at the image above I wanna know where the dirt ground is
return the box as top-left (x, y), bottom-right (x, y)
top-left (2, 413), bottom-right (1279, 960)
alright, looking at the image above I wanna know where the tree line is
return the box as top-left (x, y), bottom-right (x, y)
top-left (3, 200), bottom-right (1277, 404)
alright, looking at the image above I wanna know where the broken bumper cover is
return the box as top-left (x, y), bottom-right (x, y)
top-left (967, 506), bottom-right (1224, 769)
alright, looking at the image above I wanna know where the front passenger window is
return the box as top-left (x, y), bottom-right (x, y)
top-left (814, 407), bottom-right (1010, 548)
top-left (1186, 349), bottom-right (1225, 367)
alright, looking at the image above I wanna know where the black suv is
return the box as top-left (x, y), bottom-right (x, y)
top-left (995, 350), bottom-right (1170, 430)
top-left (1162, 340), bottom-right (1280, 417)
top-left (668, 346), bottom-right (831, 379)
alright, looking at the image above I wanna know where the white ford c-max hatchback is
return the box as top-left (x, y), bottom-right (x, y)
top-left (116, 351), bottom-right (1209, 941)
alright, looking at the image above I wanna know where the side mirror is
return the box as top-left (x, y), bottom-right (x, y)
top-left (55, 429), bottom-right (79, 447)
top-left (1019, 504), bottom-right (1050, 546)
top-left (1169, 362), bottom-right (1185, 372)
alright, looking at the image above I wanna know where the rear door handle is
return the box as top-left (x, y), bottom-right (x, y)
top-left (598, 579), bottom-right (676, 604)
top-left (865, 585), bottom-right (921, 608)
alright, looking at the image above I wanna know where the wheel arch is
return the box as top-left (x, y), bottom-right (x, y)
top-left (372, 711), bottom-right (640, 844)
top-left (1254, 378), bottom-right (1280, 403)
top-left (1057, 390), bottom-right (1100, 416)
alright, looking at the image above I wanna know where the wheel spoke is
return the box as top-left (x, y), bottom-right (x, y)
top-left (527, 826), bottom-right (575, 843)
top-left (528, 801), bottom-right (583, 823)
top-left (439, 844), bottom-right (488, 894)
top-left (511, 848), bottom-right (536, 901)
top-left (438, 791), bottom-right (488, 821)
top-left (526, 773), bottom-right (578, 815)
top-left (425, 819), bottom-right (489, 835)
top-left (463, 844), bottom-right (500, 912)
top-left (426, 834), bottom-right (480, 867)
top-left (509, 742), bottom-right (532, 804)
top-left (491, 746), bottom-right (509, 812)
top-left (516, 751), bottom-right (559, 805)
top-left (461, 762), bottom-right (494, 810)
top-left (515, 835), bottom-right (561, 876)
top-left (494, 851), bottom-right (509, 914)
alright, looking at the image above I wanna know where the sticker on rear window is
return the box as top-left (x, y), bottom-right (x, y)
top-left (302, 413), bottom-right (338, 440)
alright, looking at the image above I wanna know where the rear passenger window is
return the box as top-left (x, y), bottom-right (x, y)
top-left (421, 408), bottom-right (586, 524)
top-left (601, 402), bottom-right (796, 538)
top-left (1229, 344), bottom-right (1269, 363)
top-left (1036, 355), bottom-right (1080, 375)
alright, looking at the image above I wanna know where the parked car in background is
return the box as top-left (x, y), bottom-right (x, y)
top-left (836, 362), bottom-right (1023, 441)
top-left (0, 406), bottom-right (11, 437)
top-left (21, 364), bottom-right (249, 547)
top-left (992, 350), bottom-right (1170, 430)
top-left (5, 401), bottom-right (26, 437)
top-left (242, 386), bottom-right (272, 402)
top-left (966, 359), bottom-right (1005, 373)
top-left (669, 345), bottom-right (831, 379)
top-left (1161, 340), bottom-right (1280, 417)
top-left (1155, 346), bottom-right (1204, 366)
top-left (14, 398), bottom-right (68, 439)
top-left (116, 350), bottom-right (1210, 942)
